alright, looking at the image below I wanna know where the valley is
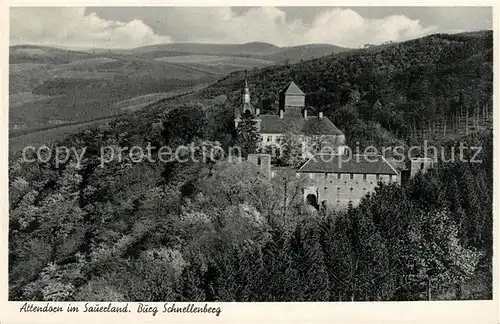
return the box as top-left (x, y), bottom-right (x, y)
top-left (9, 41), bottom-right (350, 140)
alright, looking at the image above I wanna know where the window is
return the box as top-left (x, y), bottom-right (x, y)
top-left (271, 171), bottom-right (275, 178)
top-left (420, 162), bottom-right (425, 169)
top-left (267, 137), bottom-right (271, 142)
top-left (257, 157), bottom-right (261, 166)
top-left (376, 174), bottom-right (380, 181)
top-left (324, 187), bottom-right (328, 191)
top-left (324, 173), bottom-right (328, 179)
top-left (337, 187), bottom-right (341, 190)
top-left (363, 174), bottom-right (367, 181)
top-left (337, 173), bottom-right (341, 180)
top-left (296, 173), bottom-right (300, 179)
top-left (350, 173), bottom-right (354, 180)
top-left (309, 173), bottom-right (314, 179)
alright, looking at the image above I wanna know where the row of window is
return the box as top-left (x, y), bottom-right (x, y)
top-left (321, 199), bottom-right (355, 206)
top-left (307, 173), bottom-right (395, 181)
top-left (323, 187), bottom-right (368, 191)
top-left (265, 135), bottom-right (283, 143)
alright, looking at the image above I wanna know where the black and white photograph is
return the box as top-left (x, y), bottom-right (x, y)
top-left (4, 5), bottom-right (494, 309)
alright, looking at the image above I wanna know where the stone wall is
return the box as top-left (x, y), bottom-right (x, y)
top-left (298, 172), bottom-right (399, 210)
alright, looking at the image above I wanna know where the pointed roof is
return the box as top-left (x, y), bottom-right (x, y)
top-left (280, 81), bottom-right (305, 96)
top-left (297, 154), bottom-right (398, 175)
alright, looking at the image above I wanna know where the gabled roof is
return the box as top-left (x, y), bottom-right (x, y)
top-left (259, 115), bottom-right (344, 135)
top-left (297, 154), bottom-right (398, 175)
top-left (280, 81), bottom-right (305, 96)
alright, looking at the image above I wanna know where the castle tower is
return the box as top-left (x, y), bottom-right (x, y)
top-left (234, 70), bottom-right (261, 130)
top-left (243, 75), bottom-right (251, 109)
top-left (279, 81), bottom-right (306, 118)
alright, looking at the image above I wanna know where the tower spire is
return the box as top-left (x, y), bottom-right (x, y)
top-left (243, 69), bottom-right (250, 104)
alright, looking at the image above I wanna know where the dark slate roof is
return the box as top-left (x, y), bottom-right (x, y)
top-left (259, 115), bottom-right (344, 135)
top-left (280, 81), bottom-right (305, 96)
top-left (297, 154), bottom-right (398, 175)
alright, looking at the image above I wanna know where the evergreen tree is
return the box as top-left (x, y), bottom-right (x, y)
top-left (235, 114), bottom-right (260, 158)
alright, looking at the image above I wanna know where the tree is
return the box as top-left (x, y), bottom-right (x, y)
top-left (235, 114), bottom-right (260, 158)
top-left (402, 210), bottom-right (481, 300)
top-left (275, 132), bottom-right (304, 167)
top-left (162, 103), bottom-right (207, 146)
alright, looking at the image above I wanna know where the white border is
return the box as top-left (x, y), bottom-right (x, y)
top-left (0, 3), bottom-right (498, 324)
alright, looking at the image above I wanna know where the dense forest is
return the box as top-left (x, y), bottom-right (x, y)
top-left (8, 31), bottom-right (493, 301)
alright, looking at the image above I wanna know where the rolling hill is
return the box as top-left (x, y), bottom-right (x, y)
top-left (9, 40), bottom-right (350, 134)
top-left (9, 46), bottom-right (217, 130)
top-left (124, 41), bottom-right (350, 63)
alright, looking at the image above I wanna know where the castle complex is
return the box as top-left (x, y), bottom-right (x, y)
top-left (235, 76), bottom-right (347, 159)
top-left (235, 75), bottom-right (430, 211)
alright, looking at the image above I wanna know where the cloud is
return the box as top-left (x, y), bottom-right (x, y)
top-left (304, 9), bottom-right (437, 47)
top-left (10, 7), bottom-right (172, 48)
top-left (10, 7), bottom-right (438, 48)
top-left (156, 7), bottom-right (436, 47)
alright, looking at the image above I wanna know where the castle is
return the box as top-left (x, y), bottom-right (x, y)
top-left (235, 75), bottom-right (430, 211)
top-left (235, 75), bottom-right (347, 159)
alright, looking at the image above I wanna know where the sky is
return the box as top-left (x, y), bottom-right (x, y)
top-left (10, 7), bottom-right (492, 49)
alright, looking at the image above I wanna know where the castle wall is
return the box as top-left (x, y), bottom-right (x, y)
top-left (298, 172), bottom-right (399, 210)
top-left (260, 133), bottom-right (349, 161)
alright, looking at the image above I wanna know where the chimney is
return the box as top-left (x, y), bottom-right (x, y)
top-left (304, 109), bottom-right (308, 120)
top-left (279, 109), bottom-right (284, 119)
top-left (319, 111), bottom-right (323, 119)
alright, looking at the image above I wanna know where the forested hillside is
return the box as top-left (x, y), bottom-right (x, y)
top-left (8, 31), bottom-right (493, 301)
top-left (8, 97), bottom-right (493, 301)
top-left (203, 31), bottom-right (493, 146)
